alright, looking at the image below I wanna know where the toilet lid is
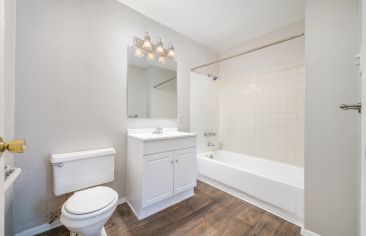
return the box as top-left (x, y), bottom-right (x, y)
top-left (65, 186), bottom-right (116, 215)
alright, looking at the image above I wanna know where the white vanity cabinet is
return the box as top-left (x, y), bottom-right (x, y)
top-left (126, 129), bottom-right (197, 220)
top-left (172, 148), bottom-right (197, 194)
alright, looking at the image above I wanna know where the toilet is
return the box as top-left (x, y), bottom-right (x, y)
top-left (50, 148), bottom-right (118, 236)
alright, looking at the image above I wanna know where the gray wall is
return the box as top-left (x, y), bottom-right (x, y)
top-left (14, 0), bottom-right (217, 233)
top-left (305, 0), bottom-right (360, 235)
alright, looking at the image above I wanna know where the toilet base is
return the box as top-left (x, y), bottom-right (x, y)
top-left (70, 227), bottom-right (107, 236)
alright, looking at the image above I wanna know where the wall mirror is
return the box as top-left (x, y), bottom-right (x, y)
top-left (127, 46), bottom-right (177, 119)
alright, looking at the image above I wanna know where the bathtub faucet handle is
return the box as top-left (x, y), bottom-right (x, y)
top-left (204, 131), bottom-right (217, 137)
top-left (207, 142), bottom-right (215, 147)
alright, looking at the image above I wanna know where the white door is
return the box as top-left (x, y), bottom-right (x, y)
top-left (1, 0), bottom-right (17, 235)
top-left (361, 1), bottom-right (366, 235)
top-left (0, 0), bottom-right (6, 234)
top-left (173, 148), bottom-right (197, 194)
top-left (142, 152), bottom-right (174, 207)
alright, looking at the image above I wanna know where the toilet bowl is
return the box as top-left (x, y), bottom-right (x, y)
top-left (60, 186), bottom-right (118, 236)
top-left (50, 148), bottom-right (117, 236)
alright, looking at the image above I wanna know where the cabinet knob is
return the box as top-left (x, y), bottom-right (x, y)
top-left (175, 160), bottom-right (179, 163)
top-left (170, 160), bottom-right (174, 164)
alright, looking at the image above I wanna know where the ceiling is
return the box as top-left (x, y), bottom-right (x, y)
top-left (118, 0), bottom-right (305, 52)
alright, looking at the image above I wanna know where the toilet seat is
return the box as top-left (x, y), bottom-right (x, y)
top-left (62, 186), bottom-right (118, 220)
top-left (65, 186), bottom-right (116, 215)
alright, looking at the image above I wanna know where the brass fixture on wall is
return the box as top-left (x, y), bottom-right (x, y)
top-left (0, 136), bottom-right (26, 157)
top-left (133, 32), bottom-right (175, 63)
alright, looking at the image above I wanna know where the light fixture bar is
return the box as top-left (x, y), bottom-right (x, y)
top-left (133, 37), bottom-right (173, 59)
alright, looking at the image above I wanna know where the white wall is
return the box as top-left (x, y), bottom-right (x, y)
top-left (305, 0), bottom-right (360, 235)
top-left (13, 0), bottom-right (218, 233)
top-left (219, 20), bottom-right (305, 79)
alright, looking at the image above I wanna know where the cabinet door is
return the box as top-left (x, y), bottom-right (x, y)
top-left (142, 152), bottom-right (174, 207)
top-left (173, 148), bottom-right (197, 194)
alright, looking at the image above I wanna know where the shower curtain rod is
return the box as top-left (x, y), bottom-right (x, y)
top-left (191, 33), bottom-right (305, 72)
top-left (153, 76), bottom-right (176, 88)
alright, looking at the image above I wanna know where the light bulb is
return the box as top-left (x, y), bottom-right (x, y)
top-left (134, 48), bottom-right (144, 58)
top-left (167, 42), bottom-right (175, 59)
top-left (147, 53), bottom-right (155, 61)
top-left (156, 37), bottom-right (164, 55)
top-left (158, 56), bottom-right (166, 64)
top-left (143, 32), bottom-right (152, 50)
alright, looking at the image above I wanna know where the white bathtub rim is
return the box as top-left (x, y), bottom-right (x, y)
top-left (198, 150), bottom-right (303, 172)
top-left (198, 151), bottom-right (304, 190)
top-left (198, 175), bottom-right (304, 227)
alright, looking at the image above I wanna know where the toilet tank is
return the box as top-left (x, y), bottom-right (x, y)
top-left (50, 148), bottom-right (115, 196)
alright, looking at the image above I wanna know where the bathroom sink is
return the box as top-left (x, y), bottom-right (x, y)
top-left (128, 128), bottom-right (197, 141)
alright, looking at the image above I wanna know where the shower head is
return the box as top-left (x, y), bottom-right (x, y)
top-left (208, 73), bottom-right (219, 81)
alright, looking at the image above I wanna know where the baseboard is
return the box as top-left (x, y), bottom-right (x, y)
top-left (14, 220), bottom-right (62, 236)
top-left (126, 201), bottom-right (141, 220)
top-left (117, 196), bottom-right (127, 205)
top-left (301, 228), bottom-right (322, 236)
top-left (127, 189), bottom-right (194, 220)
top-left (15, 196), bottom-right (127, 236)
top-left (198, 175), bottom-right (304, 227)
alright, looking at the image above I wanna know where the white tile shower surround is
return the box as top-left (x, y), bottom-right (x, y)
top-left (218, 64), bottom-right (305, 166)
top-left (190, 73), bottom-right (220, 154)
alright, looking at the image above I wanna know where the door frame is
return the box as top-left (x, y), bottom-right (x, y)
top-left (0, 0), bottom-right (5, 233)
top-left (361, 1), bottom-right (366, 235)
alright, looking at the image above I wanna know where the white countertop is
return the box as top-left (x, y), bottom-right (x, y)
top-left (128, 128), bottom-right (198, 141)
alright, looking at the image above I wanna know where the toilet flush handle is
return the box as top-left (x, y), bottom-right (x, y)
top-left (51, 162), bottom-right (64, 168)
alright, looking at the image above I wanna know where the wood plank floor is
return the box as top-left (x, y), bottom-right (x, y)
top-left (38, 181), bottom-right (301, 236)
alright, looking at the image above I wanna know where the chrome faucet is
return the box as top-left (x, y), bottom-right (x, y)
top-left (153, 127), bottom-right (163, 134)
top-left (207, 142), bottom-right (215, 147)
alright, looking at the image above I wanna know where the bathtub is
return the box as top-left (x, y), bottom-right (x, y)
top-left (197, 150), bottom-right (304, 226)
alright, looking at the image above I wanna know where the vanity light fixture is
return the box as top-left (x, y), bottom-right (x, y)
top-left (133, 32), bottom-right (175, 62)
top-left (167, 42), bottom-right (175, 59)
top-left (156, 37), bottom-right (164, 55)
top-left (147, 52), bottom-right (155, 61)
top-left (134, 48), bottom-right (144, 58)
top-left (158, 56), bottom-right (166, 64)
top-left (142, 32), bottom-right (152, 50)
